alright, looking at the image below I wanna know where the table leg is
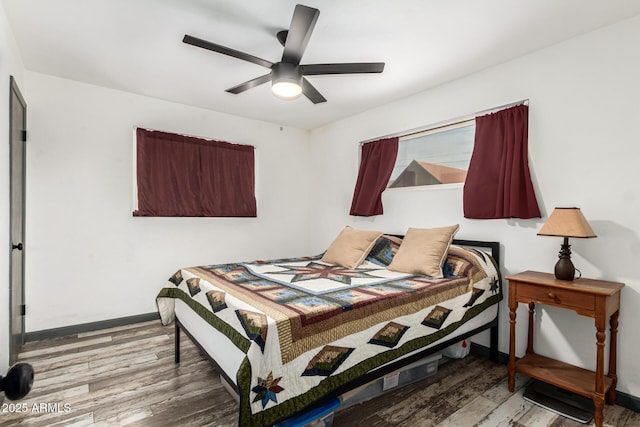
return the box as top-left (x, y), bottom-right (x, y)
top-left (607, 310), bottom-right (619, 404)
top-left (593, 393), bottom-right (605, 427)
top-left (594, 314), bottom-right (607, 427)
top-left (526, 302), bottom-right (535, 354)
top-left (508, 286), bottom-right (518, 392)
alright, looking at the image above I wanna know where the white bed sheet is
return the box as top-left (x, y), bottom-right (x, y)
top-left (175, 298), bottom-right (244, 382)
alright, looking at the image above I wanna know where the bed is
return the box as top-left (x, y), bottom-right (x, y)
top-left (157, 231), bottom-right (502, 426)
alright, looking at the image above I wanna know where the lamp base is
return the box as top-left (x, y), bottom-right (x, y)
top-left (554, 238), bottom-right (575, 281)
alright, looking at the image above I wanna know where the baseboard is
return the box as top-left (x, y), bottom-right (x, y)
top-left (470, 341), bottom-right (509, 364)
top-left (470, 342), bottom-right (640, 413)
top-left (24, 312), bottom-right (160, 342)
top-left (615, 390), bottom-right (640, 412)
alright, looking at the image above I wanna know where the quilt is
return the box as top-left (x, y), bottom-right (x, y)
top-left (156, 242), bottom-right (502, 426)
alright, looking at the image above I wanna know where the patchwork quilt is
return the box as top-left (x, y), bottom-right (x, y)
top-left (156, 241), bottom-right (502, 426)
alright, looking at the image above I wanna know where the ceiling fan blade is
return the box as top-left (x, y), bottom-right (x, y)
top-left (301, 62), bottom-right (385, 75)
top-left (183, 35), bottom-right (273, 69)
top-left (282, 5), bottom-right (319, 65)
top-left (301, 78), bottom-right (326, 104)
top-left (226, 74), bottom-right (272, 94)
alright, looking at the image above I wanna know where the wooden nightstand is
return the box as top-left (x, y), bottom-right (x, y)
top-left (506, 271), bottom-right (624, 427)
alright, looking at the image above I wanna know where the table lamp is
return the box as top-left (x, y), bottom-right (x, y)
top-left (537, 207), bottom-right (596, 281)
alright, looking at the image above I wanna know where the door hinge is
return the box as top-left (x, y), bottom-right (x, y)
top-left (20, 304), bottom-right (26, 316)
top-left (21, 130), bottom-right (27, 141)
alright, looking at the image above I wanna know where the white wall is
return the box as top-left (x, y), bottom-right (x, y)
top-left (0, 1), bottom-right (25, 375)
top-left (308, 15), bottom-right (640, 397)
top-left (23, 72), bottom-right (311, 331)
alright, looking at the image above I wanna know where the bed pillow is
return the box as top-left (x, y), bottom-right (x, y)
top-left (365, 235), bottom-right (403, 266)
top-left (387, 225), bottom-right (460, 278)
top-left (321, 226), bottom-right (383, 268)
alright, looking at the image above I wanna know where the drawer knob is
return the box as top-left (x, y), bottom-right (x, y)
top-left (547, 292), bottom-right (556, 299)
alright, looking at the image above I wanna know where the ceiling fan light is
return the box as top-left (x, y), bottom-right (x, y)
top-left (272, 81), bottom-right (302, 99)
top-left (271, 62), bottom-right (302, 100)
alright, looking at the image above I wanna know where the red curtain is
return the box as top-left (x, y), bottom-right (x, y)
top-left (134, 128), bottom-right (256, 217)
top-left (463, 105), bottom-right (540, 219)
top-left (350, 137), bottom-right (399, 216)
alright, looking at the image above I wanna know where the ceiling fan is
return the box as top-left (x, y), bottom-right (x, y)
top-left (183, 4), bottom-right (385, 103)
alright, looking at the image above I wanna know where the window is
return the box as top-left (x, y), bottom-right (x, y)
top-left (388, 120), bottom-right (475, 188)
top-left (133, 128), bottom-right (257, 217)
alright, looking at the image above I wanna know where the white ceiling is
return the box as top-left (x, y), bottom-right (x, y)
top-left (4, 0), bottom-right (640, 130)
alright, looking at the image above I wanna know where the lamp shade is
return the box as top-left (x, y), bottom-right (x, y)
top-left (537, 207), bottom-right (596, 238)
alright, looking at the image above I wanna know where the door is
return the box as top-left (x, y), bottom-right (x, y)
top-left (9, 76), bottom-right (26, 365)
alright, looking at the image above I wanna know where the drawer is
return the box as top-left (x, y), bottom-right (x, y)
top-left (517, 283), bottom-right (595, 312)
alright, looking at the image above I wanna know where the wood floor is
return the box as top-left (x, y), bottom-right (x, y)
top-left (1, 320), bottom-right (637, 427)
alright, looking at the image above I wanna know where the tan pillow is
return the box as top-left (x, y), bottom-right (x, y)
top-left (387, 225), bottom-right (460, 278)
top-left (321, 226), bottom-right (383, 268)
